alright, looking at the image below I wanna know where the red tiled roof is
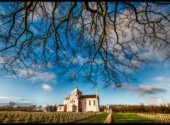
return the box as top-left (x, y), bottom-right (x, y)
top-left (58, 104), bottom-right (64, 106)
top-left (80, 95), bottom-right (97, 98)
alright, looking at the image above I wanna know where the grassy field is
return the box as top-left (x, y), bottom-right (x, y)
top-left (77, 113), bottom-right (108, 123)
top-left (113, 113), bottom-right (159, 123)
top-left (1, 111), bottom-right (166, 123)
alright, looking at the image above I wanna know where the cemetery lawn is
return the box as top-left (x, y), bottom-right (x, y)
top-left (113, 113), bottom-right (159, 123)
top-left (77, 113), bottom-right (108, 123)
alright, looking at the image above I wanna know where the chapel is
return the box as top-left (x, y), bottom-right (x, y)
top-left (57, 86), bottom-right (100, 112)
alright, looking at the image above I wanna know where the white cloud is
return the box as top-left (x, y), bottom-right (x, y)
top-left (139, 44), bottom-right (170, 66)
top-left (30, 72), bottom-right (56, 82)
top-left (152, 76), bottom-right (170, 87)
top-left (73, 55), bottom-right (88, 65)
top-left (123, 76), bottom-right (170, 105)
top-left (0, 57), bottom-right (5, 64)
top-left (0, 96), bottom-right (35, 104)
top-left (28, 2), bottom-right (54, 22)
top-left (106, 4), bottom-right (170, 68)
top-left (138, 84), bottom-right (166, 95)
top-left (157, 98), bottom-right (163, 104)
top-left (0, 96), bottom-right (24, 101)
top-left (154, 77), bottom-right (166, 82)
top-left (147, 96), bottom-right (165, 105)
top-left (7, 69), bottom-right (57, 83)
top-left (20, 99), bottom-right (33, 104)
top-left (122, 83), bottom-right (166, 95)
top-left (0, 96), bottom-right (11, 100)
top-left (41, 83), bottom-right (53, 92)
top-left (0, 5), bottom-right (6, 15)
top-left (72, 55), bottom-right (103, 65)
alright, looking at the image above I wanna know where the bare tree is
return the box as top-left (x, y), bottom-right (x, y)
top-left (0, 2), bottom-right (169, 87)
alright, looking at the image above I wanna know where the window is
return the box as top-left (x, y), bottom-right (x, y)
top-left (89, 100), bottom-right (91, 106)
top-left (70, 100), bottom-right (74, 103)
top-left (94, 100), bottom-right (95, 105)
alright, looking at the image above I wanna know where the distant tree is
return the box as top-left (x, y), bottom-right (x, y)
top-left (54, 104), bottom-right (57, 111)
top-left (16, 106), bottom-right (21, 111)
top-left (37, 105), bottom-right (42, 111)
top-left (100, 105), bottom-right (106, 112)
top-left (32, 104), bottom-right (36, 111)
top-left (46, 105), bottom-right (56, 112)
top-left (9, 101), bottom-right (15, 107)
top-left (168, 103), bottom-right (170, 107)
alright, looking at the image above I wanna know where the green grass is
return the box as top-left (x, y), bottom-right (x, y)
top-left (113, 113), bottom-right (159, 123)
top-left (77, 113), bottom-right (108, 123)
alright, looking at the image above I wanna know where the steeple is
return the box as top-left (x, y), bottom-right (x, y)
top-left (96, 89), bottom-right (99, 97)
top-left (71, 82), bottom-right (82, 97)
top-left (75, 82), bottom-right (78, 89)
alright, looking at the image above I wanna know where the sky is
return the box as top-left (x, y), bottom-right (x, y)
top-left (0, 52), bottom-right (170, 106)
top-left (0, 2), bottom-right (170, 107)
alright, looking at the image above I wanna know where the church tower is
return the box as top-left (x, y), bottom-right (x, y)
top-left (71, 84), bottom-right (82, 97)
top-left (96, 89), bottom-right (99, 98)
top-left (96, 89), bottom-right (100, 112)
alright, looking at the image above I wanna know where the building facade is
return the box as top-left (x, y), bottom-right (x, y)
top-left (57, 86), bottom-right (100, 112)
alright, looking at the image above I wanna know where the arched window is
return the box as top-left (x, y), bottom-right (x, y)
top-left (94, 100), bottom-right (95, 105)
top-left (89, 100), bottom-right (91, 106)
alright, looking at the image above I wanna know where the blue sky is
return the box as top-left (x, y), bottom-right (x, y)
top-left (0, 55), bottom-right (170, 106)
top-left (0, 2), bottom-right (170, 106)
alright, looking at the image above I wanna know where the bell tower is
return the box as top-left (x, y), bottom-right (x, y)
top-left (96, 89), bottom-right (100, 112)
top-left (96, 89), bottom-right (99, 97)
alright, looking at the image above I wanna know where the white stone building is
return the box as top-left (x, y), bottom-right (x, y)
top-left (57, 86), bottom-right (100, 112)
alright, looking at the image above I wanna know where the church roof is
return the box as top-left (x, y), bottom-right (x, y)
top-left (71, 87), bottom-right (82, 95)
top-left (58, 104), bottom-right (64, 106)
top-left (65, 96), bottom-right (69, 100)
top-left (80, 95), bottom-right (97, 98)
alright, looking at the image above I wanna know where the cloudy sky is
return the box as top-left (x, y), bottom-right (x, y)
top-left (0, 2), bottom-right (170, 106)
top-left (0, 50), bottom-right (170, 106)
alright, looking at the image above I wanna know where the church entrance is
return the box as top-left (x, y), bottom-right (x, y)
top-left (72, 105), bottom-right (76, 112)
top-left (80, 108), bottom-right (82, 112)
